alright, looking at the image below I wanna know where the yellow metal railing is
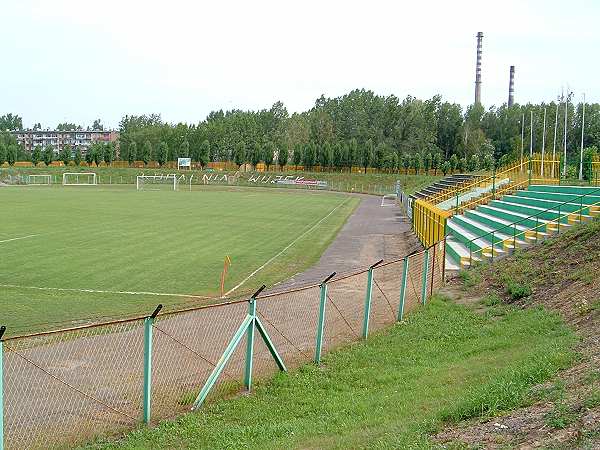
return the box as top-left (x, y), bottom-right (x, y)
top-left (466, 195), bottom-right (600, 267)
top-left (411, 156), bottom-right (562, 248)
top-left (412, 199), bottom-right (451, 248)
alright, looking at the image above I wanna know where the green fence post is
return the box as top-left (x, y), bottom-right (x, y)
top-left (315, 272), bottom-right (336, 364)
top-left (244, 298), bottom-right (257, 390)
top-left (143, 305), bottom-right (162, 425)
top-left (421, 249), bottom-right (430, 305)
top-left (0, 326), bottom-right (5, 450)
top-left (362, 260), bottom-right (383, 339)
top-left (397, 257), bottom-right (409, 321)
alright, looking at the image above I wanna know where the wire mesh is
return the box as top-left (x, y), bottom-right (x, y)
top-left (322, 271), bottom-right (368, 352)
top-left (4, 319), bottom-right (144, 449)
top-left (405, 250), bottom-right (425, 315)
top-left (151, 301), bottom-right (248, 418)
top-left (1, 239), bottom-right (446, 449)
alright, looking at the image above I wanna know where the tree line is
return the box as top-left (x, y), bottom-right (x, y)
top-left (2, 89), bottom-right (599, 173)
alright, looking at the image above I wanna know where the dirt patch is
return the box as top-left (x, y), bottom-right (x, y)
top-left (435, 220), bottom-right (600, 449)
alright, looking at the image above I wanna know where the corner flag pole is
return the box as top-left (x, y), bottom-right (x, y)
top-left (220, 256), bottom-right (232, 297)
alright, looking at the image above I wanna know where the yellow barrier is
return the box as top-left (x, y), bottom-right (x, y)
top-left (412, 200), bottom-right (451, 248)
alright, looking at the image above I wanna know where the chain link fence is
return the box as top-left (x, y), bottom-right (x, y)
top-left (0, 240), bottom-right (446, 449)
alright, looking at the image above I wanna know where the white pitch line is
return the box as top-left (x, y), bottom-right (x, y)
top-left (224, 197), bottom-right (351, 297)
top-left (0, 234), bottom-right (39, 244)
top-left (0, 284), bottom-right (213, 300)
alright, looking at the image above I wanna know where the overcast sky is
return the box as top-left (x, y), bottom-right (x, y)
top-left (2, 0), bottom-right (598, 129)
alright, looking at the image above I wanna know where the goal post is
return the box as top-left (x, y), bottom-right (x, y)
top-left (136, 174), bottom-right (178, 191)
top-left (62, 172), bottom-right (97, 186)
top-left (27, 174), bottom-right (52, 185)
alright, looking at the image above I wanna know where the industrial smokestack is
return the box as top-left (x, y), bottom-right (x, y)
top-left (474, 32), bottom-right (483, 105)
top-left (508, 65), bottom-right (515, 106)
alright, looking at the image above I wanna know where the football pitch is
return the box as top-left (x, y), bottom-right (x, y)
top-left (0, 185), bottom-right (358, 336)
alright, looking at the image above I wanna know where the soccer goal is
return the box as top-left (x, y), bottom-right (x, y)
top-left (27, 174), bottom-right (52, 185)
top-left (137, 174), bottom-right (178, 191)
top-left (62, 172), bottom-right (97, 186)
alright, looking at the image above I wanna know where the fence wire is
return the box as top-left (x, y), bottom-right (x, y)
top-left (2, 242), bottom-right (445, 449)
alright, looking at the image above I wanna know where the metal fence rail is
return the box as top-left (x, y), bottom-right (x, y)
top-left (0, 240), bottom-right (446, 449)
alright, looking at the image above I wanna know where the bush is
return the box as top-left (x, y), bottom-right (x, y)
top-left (505, 280), bottom-right (532, 300)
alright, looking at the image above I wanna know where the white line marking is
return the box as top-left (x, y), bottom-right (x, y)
top-left (224, 197), bottom-right (351, 297)
top-left (0, 284), bottom-right (213, 300)
top-left (0, 234), bottom-right (39, 244)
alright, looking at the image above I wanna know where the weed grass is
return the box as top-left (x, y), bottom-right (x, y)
top-left (0, 166), bottom-right (441, 195)
top-left (86, 297), bottom-right (576, 450)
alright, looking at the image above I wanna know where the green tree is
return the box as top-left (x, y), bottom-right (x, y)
top-left (59, 145), bottom-right (72, 166)
top-left (74, 148), bottom-right (82, 166)
top-left (92, 143), bottom-right (103, 166)
top-left (319, 142), bottom-right (331, 169)
top-left (85, 147), bottom-right (93, 165)
top-left (156, 142), bottom-right (168, 166)
top-left (0, 143), bottom-right (6, 166)
top-left (198, 140), bottom-right (210, 169)
top-left (361, 139), bottom-right (374, 173)
top-left (180, 140), bottom-right (190, 158)
top-left (348, 138), bottom-right (358, 171)
top-left (250, 143), bottom-right (262, 169)
top-left (141, 140), bottom-right (152, 166)
top-left (423, 153), bottom-right (433, 174)
top-left (292, 143), bottom-right (303, 167)
top-left (332, 143), bottom-right (343, 171)
top-left (31, 146), bottom-right (41, 166)
top-left (7, 145), bottom-right (17, 166)
top-left (234, 142), bottom-right (246, 167)
top-left (441, 160), bottom-right (451, 176)
top-left (482, 153), bottom-right (494, 171)
top-left (449, 154), bottom-right (458, 173)
top-left (42, 146), bottom-right (54, 166)
top-left (128, 141), bottom-right (137, 165)
top-left (402, 154), bottom-right (411, 174)
top-left (412, 154), bottom-right (422, 174)
top-left (303, 143), bottom-right (316, 169)
top-left (458, 157), bottom-right (467, 172)
top-left (103, 143), bottom-right (115, 166)
top-left (468, 154), bottom-right (480, 172)
top-left (432, 153), bottom-right (442, 175)
top-left (277, 143), bottom-right (289, 168)
top-left (264, 141), bottom-right (275, 170)
top-left (374, 143), bottom-right (386, 170)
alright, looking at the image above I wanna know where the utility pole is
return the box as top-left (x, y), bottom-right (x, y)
top-left (530, 111), bottom-right (533, 158)
top-left (552, 99), bottom-right (559, 178)
top-left (541, 107), bottom-right (547, 175)
top-left (563, 92), bottom-right (569, 177)
top-left (579, 93), bottom-right (586, 180)
top-left (520, 113), bottom-right (525, 172)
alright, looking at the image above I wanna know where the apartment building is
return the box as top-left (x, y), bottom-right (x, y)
top-left (12, 130), bottom-right (119, 155)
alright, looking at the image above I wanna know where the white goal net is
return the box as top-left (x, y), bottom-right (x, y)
top-left (137, 174), bottom-right (178, 191)
top-left (62, 172), bottom-right (97, 186)
top-left (27, 175), bottom-right (52, 185)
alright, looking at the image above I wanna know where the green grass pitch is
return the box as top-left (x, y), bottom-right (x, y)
top-left (0, 185), bottom-right (358, 336)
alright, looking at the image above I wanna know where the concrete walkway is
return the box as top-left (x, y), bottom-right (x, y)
top-left (269, 194), bottom-right (421, 292)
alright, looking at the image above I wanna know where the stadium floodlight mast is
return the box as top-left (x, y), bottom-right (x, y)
top-left (579, 93), bottom-right (586, 180)
top-left (62, 172), bottom-right (97, 186)
top-left (27, 174), bottom-right (51, 185)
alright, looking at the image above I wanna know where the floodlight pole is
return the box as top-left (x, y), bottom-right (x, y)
top-left (579, 93), bottom-right (586, 180)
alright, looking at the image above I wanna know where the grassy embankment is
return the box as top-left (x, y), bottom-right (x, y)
top-left (85, 295), bottom-right (576, 449)
top-left (0, 165), bottom-right (440, 195)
